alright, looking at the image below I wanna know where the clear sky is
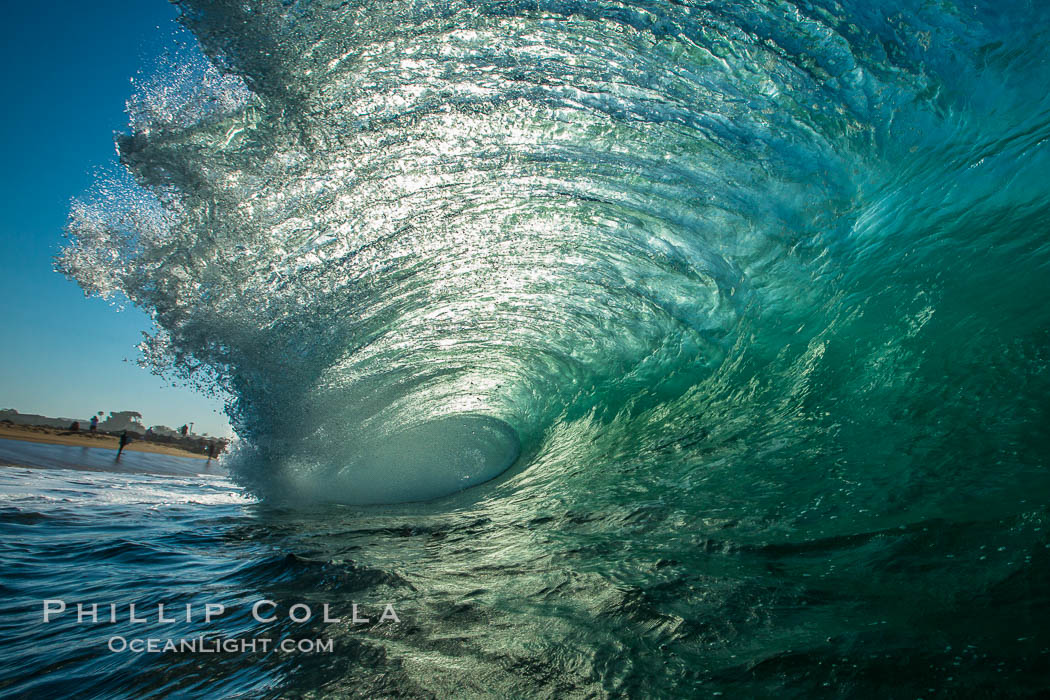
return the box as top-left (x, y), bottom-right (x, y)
top-left (0, 1), bottom-right (233, 437)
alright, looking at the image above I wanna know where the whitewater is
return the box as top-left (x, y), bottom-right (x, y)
top-left (8, 0), bottom-right (1047, 696)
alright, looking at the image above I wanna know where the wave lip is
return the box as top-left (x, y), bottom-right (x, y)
top-left (285, 414), bottom-right (521, 505)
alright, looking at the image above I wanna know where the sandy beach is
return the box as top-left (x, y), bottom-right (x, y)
top-left (0, 423), bottom-right (210, 460)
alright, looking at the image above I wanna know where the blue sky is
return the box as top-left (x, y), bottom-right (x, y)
top-left (0, 1), bottom-right (232, 437)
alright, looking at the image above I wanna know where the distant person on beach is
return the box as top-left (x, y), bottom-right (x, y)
top-left (89, 415), bottom-right (98, 432)
top-left (116, 430), bottom-right (131, 460)
top-left (206, 441), bottom-right (218, 463)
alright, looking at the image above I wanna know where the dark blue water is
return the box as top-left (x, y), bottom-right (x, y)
top-left (3, 454), bottom-right (1049, 697)
top-left (0, 464), bottom-right (262, 697)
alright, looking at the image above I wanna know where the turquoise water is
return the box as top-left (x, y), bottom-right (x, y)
top-left (31, 0), bottom-right (1050, 695)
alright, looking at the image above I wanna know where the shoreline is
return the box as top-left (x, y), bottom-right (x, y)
top-left (0, 424), bottom-right (211, 460)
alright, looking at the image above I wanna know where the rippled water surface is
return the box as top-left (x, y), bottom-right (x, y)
top-left (2, 459), bottom-right (1049, 697)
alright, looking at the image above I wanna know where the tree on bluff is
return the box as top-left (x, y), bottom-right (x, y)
top-left (98, 411), bottom-right (145, 434)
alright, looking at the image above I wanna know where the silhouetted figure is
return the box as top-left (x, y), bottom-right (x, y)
top-left (206, 441), bottom-right (218, 463)
top-left (89, 415), bottom-right (98, 433)
top-left (180, 424), bottom-right (189, 437)
top-left (116, 430), bottom-right (131, 460)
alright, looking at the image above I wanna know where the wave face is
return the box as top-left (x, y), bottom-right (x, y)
top-left (60, 0), bottom-right (1050, 513)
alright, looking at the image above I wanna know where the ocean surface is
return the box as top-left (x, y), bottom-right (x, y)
top-left (11, 0), bottom-right (1050, 696)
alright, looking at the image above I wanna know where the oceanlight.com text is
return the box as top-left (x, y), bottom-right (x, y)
top-left (107, 636), bottom-right (334, 654)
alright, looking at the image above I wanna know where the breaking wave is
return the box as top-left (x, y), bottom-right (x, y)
top-left (59, 0), bottom-right (1050, 509)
